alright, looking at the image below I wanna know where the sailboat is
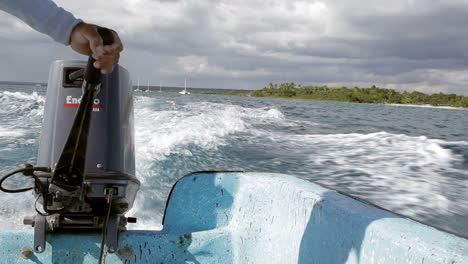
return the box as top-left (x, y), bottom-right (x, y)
top-left (159, 82), bottom-right (162, 92)
top-left (179, 79), bottom-right (190, 95)
top-left (134, 77), bottom-right (141, 92)
top-left (146, 80), bottom-right (150, 92)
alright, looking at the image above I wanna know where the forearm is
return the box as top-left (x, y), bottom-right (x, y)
top-left (0, 0), bottom-right (82, 45)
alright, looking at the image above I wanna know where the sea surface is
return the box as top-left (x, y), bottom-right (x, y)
top-left (0, 84), bottom-right (467, 238)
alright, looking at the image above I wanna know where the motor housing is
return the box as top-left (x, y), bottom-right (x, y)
top-left (24, 60), bottom-right (140, 253)
top-left (38, 60), bottom-right (135, 177)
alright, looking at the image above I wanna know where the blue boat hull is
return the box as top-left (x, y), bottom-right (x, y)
top-left (1, 172), bottom-right (467, 263)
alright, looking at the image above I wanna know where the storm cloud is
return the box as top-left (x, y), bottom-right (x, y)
top-left (1, 0), bottom-right (468, 94)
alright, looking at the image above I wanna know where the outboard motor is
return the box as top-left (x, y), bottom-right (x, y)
top-left (0, 28), bottom-right (140, 261)
top-left (36, 59), bottom-right (139, 218)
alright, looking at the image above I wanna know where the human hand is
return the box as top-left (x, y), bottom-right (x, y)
top-left (69, 22), bottom-right (123, 74)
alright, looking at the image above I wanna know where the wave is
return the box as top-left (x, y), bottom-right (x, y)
top-left (134, 99), bottom-right (286, 164)
top-left (0, 91), bottom-right (43, 158)
top-left (130, 97), bottom-right (289, 229)
top-left (0, 91), bottom-right (44, 229)
top-left (0, 91), bottom-right (466, 235)
top-left (0, 91), bottom-right (44, 117)
top-left (124, 96), bottom-right (468, 231)
top-left (0, 127), bottom-right (26, 138)
top-left (278, 131), bottom-right (468, 223)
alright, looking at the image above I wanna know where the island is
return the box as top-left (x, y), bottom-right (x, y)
top-left (246, 83), bottom-right (468, 108)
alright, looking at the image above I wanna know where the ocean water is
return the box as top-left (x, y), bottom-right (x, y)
top-left (0, 84), bottom-right (467, 237)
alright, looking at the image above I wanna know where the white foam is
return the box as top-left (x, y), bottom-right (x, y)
top-left (134, 99), bottom-right (285, 163)
top-left (0, 90), bottom-right (44, 146)
top-left (130, 96), bottom-right (467, 230)
top-left (130, 96), bottom-right (288, 229)
top-left (0, 91), bottom-right (45, 111)
top-left (0, 90), bottom-right (45, 230)
top-left (0, 91), bottom-right (44, 102)
top-left (0, 91), bottom-right (44, 141)
top-left (1, 91), bottom-right (466, 234)
top-left (279, 131), bottom-right (468, 219)
top-left (0, 127), bottom-right (26, 138)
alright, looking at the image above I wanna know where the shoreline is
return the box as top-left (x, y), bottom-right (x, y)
top-left (246, 95), bottom-right (468, 110)
top-left (384, 103), bottom-right (468, 111)
top-left (249, 83), bottom-right (468, 109)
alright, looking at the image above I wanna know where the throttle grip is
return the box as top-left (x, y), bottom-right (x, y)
top-left (84, 27), bottom-right (115, 84)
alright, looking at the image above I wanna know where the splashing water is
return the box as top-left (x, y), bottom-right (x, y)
top-left (0, 86), bottom-right (467, 237)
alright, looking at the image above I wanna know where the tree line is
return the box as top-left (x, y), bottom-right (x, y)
top-left (249, 83), bottom-right (468, 108)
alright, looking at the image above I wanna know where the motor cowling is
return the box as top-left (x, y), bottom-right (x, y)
top-left (35, 60), bottom-right (139, 215)
top-left (38, 60), bottom-right (136, 179)
top-left (16, 60), bottom-right (141, 254)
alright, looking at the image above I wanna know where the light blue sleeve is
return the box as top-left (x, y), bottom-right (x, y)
top-left (0, 0), bottom-right (82, 45)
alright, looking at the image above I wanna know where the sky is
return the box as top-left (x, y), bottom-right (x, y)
top-left (1, 0), bottom-right (468, 95)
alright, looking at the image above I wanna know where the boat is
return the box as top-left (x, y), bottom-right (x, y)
top-left (179, 79), bottom-right (190, 94)
top-left (145, 80), bottom-right (150, 92)
top-left (0, 35), bottom-right (467, 262)
top-left (134, 76), bottom-right (140, 92)
top-left (1, 171), bottom-right (467, 263)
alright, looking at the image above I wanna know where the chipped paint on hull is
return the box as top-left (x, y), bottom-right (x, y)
top-left (0, 172), bottom-right (467, 263)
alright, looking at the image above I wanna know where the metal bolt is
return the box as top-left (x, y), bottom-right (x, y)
top-left (20, 247), bottom-right (33, 259)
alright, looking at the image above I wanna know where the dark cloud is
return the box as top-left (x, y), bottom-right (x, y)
top-left (1, 0), bottom-right (468, 95)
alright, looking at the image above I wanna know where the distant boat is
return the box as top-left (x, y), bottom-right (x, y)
top-left (159, 82), bottom-right (162, 92)
top-left (134, 77), bottom-right (141, 92)
top-left (145, 81), bottom-right (150, 92)
top-left (179, 79), bottom-right (190, 95)
top-left (35, 84), bottom-right (42, 88)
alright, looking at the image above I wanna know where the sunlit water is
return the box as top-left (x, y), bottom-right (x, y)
top-left (1, 84), bottom-right (467, 237)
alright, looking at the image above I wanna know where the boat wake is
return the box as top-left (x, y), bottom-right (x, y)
top-left (130, 98), bottom-right (288, 229)
top-left (0, 91), bottom-right (467, 236)
top-left (0, 91), bottom-right (44, 229)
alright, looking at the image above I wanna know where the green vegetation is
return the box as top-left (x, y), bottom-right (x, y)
top-left (223, 90), bottom-right (250, 96)
top-left (249, 83), bottom-right (468, 108)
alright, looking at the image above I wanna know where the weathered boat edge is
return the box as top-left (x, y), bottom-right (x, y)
top-left (0, 171), bottom-right (467, 263)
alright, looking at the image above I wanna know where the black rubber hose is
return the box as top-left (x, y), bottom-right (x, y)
top-left (0, 166), bottom-right (50, 193)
